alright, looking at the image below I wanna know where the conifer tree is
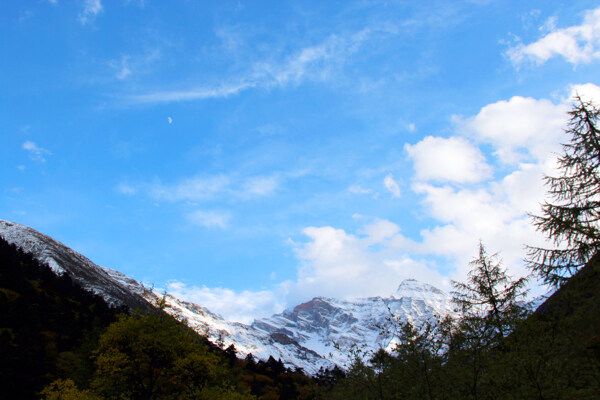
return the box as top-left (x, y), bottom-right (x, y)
top-left (448, 243), bottom-right (528, 399)
top-left (528, 96), bottom-right (600, 286)
top-left (453, 242), bottom-right (528, 341)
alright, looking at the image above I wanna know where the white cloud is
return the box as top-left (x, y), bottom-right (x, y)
top-left (287, 222), bottom-right (442, 303)
top-left (79, 0), bottom-right (103, 25)
top-left (458, 96), bottom-right (567, 164)
top-left (412, 180), bottom-right (546, 281)
top-left (187, 210), bottom-right (231, 229)
top-left (166, 282), bottom-right (284, 324)
top-left (22, 141), bottom-right (51, 162)
top-left (361, 219), bottom-right (401, 245)
top-left (405, 136), bottom-right (492, 183)
top-left (384, 174), bottom-right (401, 197)
top-left (569, 82), bottom-right (600, 103)
top-left (507, 6), bottom-right (600, 66)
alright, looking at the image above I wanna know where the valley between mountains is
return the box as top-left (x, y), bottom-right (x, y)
top-left (0, 218), bottom-right (454, 374)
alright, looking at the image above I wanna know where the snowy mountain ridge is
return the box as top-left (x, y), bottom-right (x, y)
top-left (0, 219), bottom-right (454, 374)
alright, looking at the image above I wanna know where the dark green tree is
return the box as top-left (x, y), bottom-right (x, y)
top-left (528, 96), bottom-right (600, 287)
top-left (387, 319), bottom-right (447, 400)
top-left (448, 243), bottom-right (528, 399)
top-left (453, 243), bottom-right (528, 341)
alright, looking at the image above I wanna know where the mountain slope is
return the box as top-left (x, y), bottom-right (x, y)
top-left (0, 219), bottom-right (454, 374)
top-left (0, 219), bottom-right (332, 373)
top-left (0, 219), bottom-right (152, 312)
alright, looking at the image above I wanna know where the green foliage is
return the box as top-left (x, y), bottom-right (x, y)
top-left (528, 96), bottom-right (600, 286)
top-left (41, 379), bottom-right (100, 400)
top-left (90, 311), bottom-right (224, 399)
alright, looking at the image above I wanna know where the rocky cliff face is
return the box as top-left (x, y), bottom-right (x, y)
top-left (0, 219), bottom-right (454, 374)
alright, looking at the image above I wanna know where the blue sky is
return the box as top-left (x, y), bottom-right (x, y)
top-left (2, 0), bottom-right (600, 322)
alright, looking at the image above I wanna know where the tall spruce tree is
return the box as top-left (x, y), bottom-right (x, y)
top-left (528, 96), bottom-right (600, 286)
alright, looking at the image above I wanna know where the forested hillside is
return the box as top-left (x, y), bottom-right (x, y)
top-left (0, 237), bottom-right (122, 398)
top-left (0, 237), bottom-right (317, 399)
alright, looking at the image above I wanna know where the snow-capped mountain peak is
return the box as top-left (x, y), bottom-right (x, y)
top-left (393, 278), bottom-right (446, 300)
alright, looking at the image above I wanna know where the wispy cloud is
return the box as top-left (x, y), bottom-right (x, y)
top-left (121, 173), bottom-right (280, 202)
top-left (349, 185), bottom-right (373, 195)
top-left (384, 174), bottom-right (401, 198)
top-left (79, 0), bottom-right (103, 25)
top-left (110, 56), bottom-right (131, 80)
top-left (128, 82), bottom-right (253, 104)
top-left (240, 176), bottom-right (279, 199)
top-left (187, 210), bottom-right (231, 229)
top-left (150, 175), bottom-right (231, 202)
top-left (108, 50), bottom-right (161, 81)
top-left (506, 6), bottom-right (600, 66)
top-left (126, 29), bottom-right (372, 105)
top-left (116, 183), bottom-right (137, 195)
top-left (22, 141), bottom-right (51, 162)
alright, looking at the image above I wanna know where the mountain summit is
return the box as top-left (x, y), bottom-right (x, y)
top-left (0, 219), bottom-right (454, 374)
